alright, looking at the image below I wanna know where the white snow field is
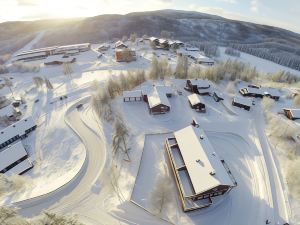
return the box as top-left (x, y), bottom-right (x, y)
top-left (219, 47), bottom-right (300, 76)
top-left (0, 38), bottom-right (298, 225)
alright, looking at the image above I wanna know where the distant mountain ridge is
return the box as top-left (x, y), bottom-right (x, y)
top-left (0, 9), bottom-right (300, 60)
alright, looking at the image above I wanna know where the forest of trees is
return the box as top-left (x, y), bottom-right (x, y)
top-left (231, 43), bottom-right (300, 71)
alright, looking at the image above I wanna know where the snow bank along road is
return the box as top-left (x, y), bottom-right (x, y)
top-left (14, 98), bottom-right (109, 218)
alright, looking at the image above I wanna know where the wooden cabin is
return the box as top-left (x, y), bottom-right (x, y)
top-left (148, 89), bottom-right (171, 114)
top-left (186, 79), bottom-right (211, 95)
top-left (188, 94), bottom-right (206, 112)
top-left (115, 49), bottom-right (136, 62)
top-left (232, 96), bottom-right (254, 111)
top-left (165, 125), bottom-right (236, 212)
top-left (283, 108), bottom-right (300, 120)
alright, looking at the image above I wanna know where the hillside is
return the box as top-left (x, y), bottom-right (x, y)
top-left (0, 9), bottom-right (300, 70)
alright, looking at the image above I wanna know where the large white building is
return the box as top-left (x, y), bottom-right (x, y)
top-left (0, 141), bottom-right (33, 175)
top-left (0, 116), bottom-right (36, 149)
top-left (165, 125), bottom-right (236, 212)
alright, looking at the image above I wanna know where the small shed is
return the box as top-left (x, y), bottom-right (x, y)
top-left (232, 97), bottom-right (253, 111)
top-left (188, 94), bottom-right (206, 112)
top-left (123, 90), bottom-right (142, 102)
top-left (98, 44), bottom-right (110, 52)
top-left (283, 108), bottom-right (300, 120)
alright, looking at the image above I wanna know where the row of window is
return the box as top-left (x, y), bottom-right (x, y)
top-left (0, 125), bottom-right (36, 149)
top-left (0, 155), bottom-right (28, 174)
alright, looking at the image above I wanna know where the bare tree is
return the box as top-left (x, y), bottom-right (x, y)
top-left (32, 76), bottom-right (45, 89)
top-left (112, 113), bottom-right (130, 162)
top-left (175, 55), bottom-right (188, 79)
top-left (4, 77), bottom-right (14, 97)
top-left (160, 30), bottom-right (172, 39)
top-left (150, 161), bottom-right (172, 215)
top-left (129, 33), bottom-right (137, 44)
top-left (63, 62), bottom-right (73, 79)
top-left (38, 212), bottom-right (84, 225)
top-left (261, 97), bottom-right (275, 111)
top-left (149, 56), bottom-right (159, 80)
top-left (45, 78), bottom-right (54, 90)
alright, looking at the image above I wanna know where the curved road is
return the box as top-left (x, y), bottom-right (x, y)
top-left (15, 99), bottom-right (115, 224)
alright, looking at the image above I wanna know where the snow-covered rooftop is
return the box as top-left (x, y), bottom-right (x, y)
top-left (115, 41), bottom-right (128, 49)
top-left (0, 104), bottom-right (15, 117)
top-left (174, 125), bottom-right (235, 195)
top-left (123, 90), bottom-right (142, 98)
top-left (148, 88), bottom-right (171, 109)
top-left (188, 94), bottom-right (202, 106)
top-left (6, 158), bottom-right (32, 175)
top-left (155, 85), bottom-right (173, 95)
top-left (44, 55), bottom-right (76, 64)
top-left (149, 37), bottom-right (159, 42)
top-left (0, 141), bottom-right (28, 172)
top-left (189, 79), bottom-right (211, 88)
top-left (0, 116), bottom-right (36, 145)
top-left (233, 96), bottom-right (253, 107)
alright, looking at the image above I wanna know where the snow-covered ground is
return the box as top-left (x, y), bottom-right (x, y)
top-left (1, 38), bottom-right (299, 225)
top-left (218, 47), bottom-right (300, 76)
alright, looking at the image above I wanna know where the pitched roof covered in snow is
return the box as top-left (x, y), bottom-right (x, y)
top-left (123, 90), bottom-right (142, 98)
top-left (149, 37), bottom-right (159, 42)
top-left (188, 94), bottom-right (202, 106)
top-left (174, 125), bottom-right (235, 195)
top-left (188, 79), bottom-right (211, 89)
top-left (148, 88), bottom-right (171, 109)
top-left (115, 41), bottom-right (128, 49)
top-left (0, 141), bottom-right (28, 172)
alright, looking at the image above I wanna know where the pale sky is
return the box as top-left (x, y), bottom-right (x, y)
top-left (0, 0), bottom-right (299, 33)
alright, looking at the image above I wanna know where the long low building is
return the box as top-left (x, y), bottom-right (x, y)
top-left (165, 125), bottom-right (236, 212)
top-left (44, 55), bottom-right (76, 65)
top-left (0, 141), bottom-right (33, 175)
top-left (0, 116), bottom-right (36, 149)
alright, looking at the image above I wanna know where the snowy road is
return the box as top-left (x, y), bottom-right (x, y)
top-left (15, 100), bottom-right (112, 222)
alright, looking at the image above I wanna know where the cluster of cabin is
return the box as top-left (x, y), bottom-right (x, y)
top-left (177, 48), bottom-right (215, 66)
top-left (239, 85), bottom-right (280, 101)
top-left (0, 116), bottom-right (36, 175)
top-left (165, 121), bottom-right (237, 211)
top-left (114, 41), bottom-right (137, 62)
top-left (123, 84), bottom-right (172, 114)
top-left (148, 37), bottom-right (184, 50)
top-left (13, 43), bottom-right (91, 65)
top-left (231, 84), bottom-right (280, 111)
